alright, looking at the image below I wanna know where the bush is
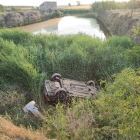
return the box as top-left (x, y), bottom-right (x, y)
top-left (58, 9), bottom-right (91, 15)
top-left (126, 46), bottom-right (140, 68)
top-left (0, 29), bottom-right (137, 94)
top-left (76, 12), bottom-right (96, 18)
top-left (95, 68), bottom-right (140, 139)
top-left (0, 29), bottom-right (139, 139)
top-left (51, 11), bottom-right (63, 18)
top-left (91, 1), bottom-right (139, 13)
top-left (11, 6), bottom-right (22, 12)
top-left (0, 4), bottom-right (5, 12)
top-left (44, 68), bottom-right (140, 139)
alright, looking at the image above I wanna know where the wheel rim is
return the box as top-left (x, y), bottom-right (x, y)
top-left (55, 88), bottom-right (66, 100)
top-left (57, 91), bottom-right (66, 99)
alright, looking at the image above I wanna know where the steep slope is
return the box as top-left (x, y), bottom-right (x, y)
top-left (0, 116), bottom-right (48, 140)
top-left (94, 9), bottom-right (140, 45)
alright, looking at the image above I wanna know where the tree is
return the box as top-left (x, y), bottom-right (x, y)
top-left (68, 3), bottom-right (71, 6)
top-left (0, 4), bottom-right (5, 12)
top-left (76, 1), bottom-right (81, 6)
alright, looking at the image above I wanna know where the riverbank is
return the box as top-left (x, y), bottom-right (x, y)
top-left (19, 17), bottom-right (62, 32)
top-left (0, 10), bottom-right (59, 28)
top-left (93, 9), bottom-right (140, 45)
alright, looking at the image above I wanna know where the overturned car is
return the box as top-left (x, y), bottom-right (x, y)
top-left (44, 73), bottom-right (97, 102)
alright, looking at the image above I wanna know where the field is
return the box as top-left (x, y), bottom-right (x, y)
top-left (0, 29), bottom-right (140, 139)
top-left (58, 5), bottom-right (91, 9)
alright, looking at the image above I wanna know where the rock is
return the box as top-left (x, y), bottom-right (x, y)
top-left (0, 10), bottom-right (58, 28)
top-left (4, 12), bottom-right (24, 27)
top-left (0, 16), bottom-right (5, 27)
top-left (94, 10), bottom-right (140, 45)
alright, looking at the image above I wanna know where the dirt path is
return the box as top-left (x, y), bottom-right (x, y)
top-left (19, 17), bottom-right (62, 32)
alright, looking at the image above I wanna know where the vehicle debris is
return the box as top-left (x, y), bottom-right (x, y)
top-left (23, 101), bottom-right (44, 119)
top-left (44, 73), bottom-right (97, 102)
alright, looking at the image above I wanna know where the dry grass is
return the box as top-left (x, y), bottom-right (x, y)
top-left (57, 5), bottom-right (91, 9)
top-left (0, 116), bottom-right (49, 140)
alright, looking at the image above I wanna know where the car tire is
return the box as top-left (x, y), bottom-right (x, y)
top-left (51, 73), bottom-right (61, 81)
top-left (55, 88), bottom-right (67, 100)
top-left (86, 80), bottom-right (96, 88)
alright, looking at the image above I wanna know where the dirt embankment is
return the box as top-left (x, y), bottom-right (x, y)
top-left (0, 10), bottom-right (58, 28)
top-left (0, 116), bottom-right (49, 140)
top-left (94, 10), bottom-right (140, 45)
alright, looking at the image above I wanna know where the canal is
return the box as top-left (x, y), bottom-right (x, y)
top-left (20, 16), bottom-right (109, 40)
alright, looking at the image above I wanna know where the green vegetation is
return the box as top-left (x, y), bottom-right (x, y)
top-left (0, 4), bottom-right (5, 12)
top-left (91, 0), bottom-right (140, 13)
top-left (76, 12), bottom-right (95, 18)
top-left (131, 23), bottom-right (140, 37)
top-left (58, 9), bottom-right (91, 15)
top-left (0, 29), bottom-right (139, 139)
top-left (52, 11), bottom-right (63, 18)
top-left (45, 68), bottom-right (140, 139)
top-left (11, 6), bottom-right (22, 11)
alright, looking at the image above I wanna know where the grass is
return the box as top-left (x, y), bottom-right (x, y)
top-left (58, 9), bottom-right (91, 15)
top-left (0, 29), bottom-right (139, 139)
top-left (76, 12), bottom-right (95, 18)
top-left (0, 116), bottom-right (48, 140)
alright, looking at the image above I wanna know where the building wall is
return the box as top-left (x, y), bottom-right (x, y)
top-left (40, 2), bottom-right (57, 12)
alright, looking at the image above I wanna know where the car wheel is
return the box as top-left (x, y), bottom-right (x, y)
top-left (51, 73), bottom-right (61, 81)
top-left (86, 80), bottom-right (96, 88)
top-left (55, 88), bottom-right (66, 100)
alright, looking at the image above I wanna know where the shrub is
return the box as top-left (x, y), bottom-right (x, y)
top-left (0, 4), bottom-right (5, 12)
top-left (0, 29), bottom-right (139, 139)
top-left (51, 12), bottom-right (63, 18)
top-left (44, 68), bottom-right (140, 139)
top-left (76, 12), bottom-right (96, 18)
top-left (11, 6), bottom-right (22, 12)
top-left (58, 9), bottom-right (91, 15)
top-left (126, 46), bottom-right (140, 68)
top-left (95, 68), bottom-right (140, 139)
top-left (91, 1), bottom-right (139, 13)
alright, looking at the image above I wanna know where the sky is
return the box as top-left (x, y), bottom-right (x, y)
top-left (0, 0), bottom-right (129, 6)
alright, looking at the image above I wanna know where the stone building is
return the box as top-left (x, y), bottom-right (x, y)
top-left (40, 1), bottom-right (57, 12)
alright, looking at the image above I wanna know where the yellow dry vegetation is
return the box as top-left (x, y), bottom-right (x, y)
top-left (57, 5), bottom-right (91, 9)
top-left (0, 116), bottom-right (48, 140)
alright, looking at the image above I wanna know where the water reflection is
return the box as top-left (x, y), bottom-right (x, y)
top-left (33, 16), bottom-right (106, 40)
top-left (34, 24), bottom-right (58, 34)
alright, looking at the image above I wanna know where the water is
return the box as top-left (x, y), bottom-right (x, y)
top-left (22, 16), bottom-right (107, 40)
